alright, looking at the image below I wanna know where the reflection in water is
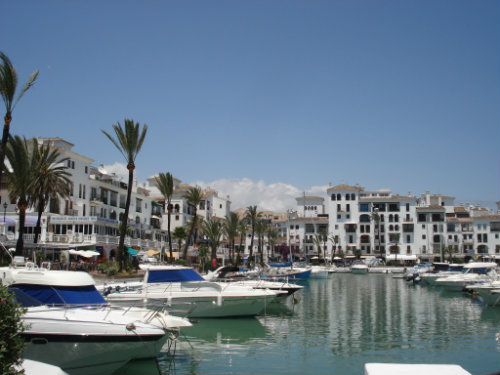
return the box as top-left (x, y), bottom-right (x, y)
top-left (154, 275), bottom-right (500, 375)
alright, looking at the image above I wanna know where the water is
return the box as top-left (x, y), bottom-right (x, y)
top-left (118, 274), bottom-right (500, 375)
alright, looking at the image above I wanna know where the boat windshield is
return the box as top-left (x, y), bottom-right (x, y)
top-left (11, 284), bottom-right (106, 306)
top-left (147, 268), bottom-right (205, 283)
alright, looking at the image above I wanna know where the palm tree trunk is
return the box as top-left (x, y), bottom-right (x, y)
top-left (15, 202), bottom-right (26, 257)
top-left (167, 207), bottom-right (173, 263)
top-left (118, 167), bottom-right (134, 271)
top-left (182, 208), bottom-right (197, 260)
top-left (249, 229), bottom-right (255, 265)
top-left (0, 112), bottom-right (12, 182)
top-left (34, 199), bottom-right (45, 244)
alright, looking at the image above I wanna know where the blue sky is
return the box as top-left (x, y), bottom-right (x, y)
top-left (2, 0), bottom-right (499, 210)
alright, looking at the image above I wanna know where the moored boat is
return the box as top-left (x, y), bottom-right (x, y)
top-left (105, 265), bottom-right (283, 318)
top-left (434, 262), bottom-right (498, 291)
top-left (1, 263), bottom-right (191, 375)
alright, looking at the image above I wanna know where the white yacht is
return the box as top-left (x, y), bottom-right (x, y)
top-left (204, 266), bottom-right (304, 298)
top-left (419, 263), bottom-right (464, 286)
top-left (1, 263), bottom-right (191, 375)
top-left (350, 261), bottom-right (369, 274)
top-left (466, 280), bottom-right (500, 306)
top-left (434, 262), bottom-right (498, 292)
top-left (105, 265), bottom-right (284, 318)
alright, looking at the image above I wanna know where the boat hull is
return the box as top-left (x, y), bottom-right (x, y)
top-left (107, 294), bottom-right (276, 318)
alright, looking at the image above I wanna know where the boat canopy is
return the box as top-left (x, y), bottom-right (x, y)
top-left (268, 262), bottom-right (293, 268)
top-left (146, 268), bottom-right (205, 283)
top-left (11, 284), bottom-right (106, 306)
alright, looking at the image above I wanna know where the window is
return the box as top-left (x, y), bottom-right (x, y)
top-left (346, 204), bottom-right (350, 212)
top-left (346, 194), bottom-right (350, 201)
top-left (406, 203), bottom-right (410, 211)
top-left (337, 204), bottom-right (341, 211)
top-left (337, 194), bottom-right (341, 200)
top-left (331, 194), bottom-right (336, 201)
top-left (360, 203), bottom-right (369, 212)
top-left (85, 166), bottom-right (88, 174)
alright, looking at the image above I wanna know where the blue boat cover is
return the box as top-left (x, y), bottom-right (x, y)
top-left (268, 262), bottom-right (293, 268)
top-left (147, 268), bottom-right (204, 283)
top-left (12, 284), bottom-right (106, 306)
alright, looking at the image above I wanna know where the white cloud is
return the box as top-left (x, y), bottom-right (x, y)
top-left (192, 178), bottom-right (329, 212)
top-left (99, 165), bottom-right (328, 212)
top-left (100, 162), bottom-right (128, 180)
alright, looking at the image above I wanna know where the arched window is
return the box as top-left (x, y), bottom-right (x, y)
top-left (337, 194), bottom-right (341, 200)
top-left (345, 194), bottom-right (350, 200)
top-left (351, 194), bottom-right (355, 200)
top-left (331, 194), bottom-right (336, 201)
top-left (389, 214), bottom-right (394, 222)
top-left (395, 214), bottom-right (399, 222)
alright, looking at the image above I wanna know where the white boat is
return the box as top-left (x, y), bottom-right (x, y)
top-left (350, 261), bottom-right (369, 274)
top-left (419, 264), bottom-right (464, 286)
top-left (466, 280), bottom-right (500, 306)
top-left (364, 363), bottom-right (472, 375)
top-left (105, 265), bottom-right (283, 318)
top-left (309, 265), bottom-right (330, 279)
top-left (1, 263), bottom-right (191, 375)
top-left (16, 359), bottom-right (69, 375)
top-left (204, 266), bottom-right (304, 298)
top-left (434, 262), bottom-right (498, 292)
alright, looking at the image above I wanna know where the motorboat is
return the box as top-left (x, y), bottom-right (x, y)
top-left (364, 363), bottom-right (472, 375)
top-left (104, 265), bottom-right (284, 318)
top-left (434, 262), bottom-right (498, 292)
top-left (419, 263), bottom-right (464, 286)
top-left (204, 266), bottom-right (304, 299)
top-left (309, 265), bottom-right (330, 279)
top-left (466, 280), bottom-right (500, 306)
top-left (260, 262), bottom-right (312, 281)
top-left (1, 263), bottom-right (191, 375)
top-left (403, 263), bottom-right (432, 283)
top-left (350, 261), bottom-right (369, 274)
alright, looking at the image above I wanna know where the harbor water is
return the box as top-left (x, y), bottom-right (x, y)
top-left (118, 274), bottom-right (500, 375)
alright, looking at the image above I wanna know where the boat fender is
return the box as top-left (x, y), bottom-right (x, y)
top-left (126, 323), bottom-right (136, 331)
top-left (217, 294), bottom-right (222, 306)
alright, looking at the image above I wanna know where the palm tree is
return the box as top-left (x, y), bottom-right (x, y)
top-left (254, 219), bottom-right (267, 266)
top-left (30, 140), bottom-right (71, 244)
top-left (102, 119), bottom-right (147, 271)
top-left (236, 219), bottom-right (248, 265)
top-left (329, 234), bottom-right (339, 262)
top-left (4, 136), bottom-right (34, 255)
top-left (371, 209), bottom-right (381, 255)
top-left (200, 218), bottom-right (223, 267)
top-left (224, 212), bottom-right (239, 264)
top-left (0, 52), bottom-right (39, 181)
top-left (245, 205), bottom-right (258, 266)
top-left (182, 186), bottom-right (203, 260)
top-left (172, 226), bottom-right (188, 259)
top-left (266, 226), bottom-right (278, 261)
top-left (155, 172), bottom-right (174, 263)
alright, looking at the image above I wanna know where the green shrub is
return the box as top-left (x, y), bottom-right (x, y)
top-left (0, 284), bottom-right (26, 375)
top-left (97, 261), bottom-right (120, 276)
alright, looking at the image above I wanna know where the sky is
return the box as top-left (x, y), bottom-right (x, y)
top-left (2, 0), bottom-right (499, 211)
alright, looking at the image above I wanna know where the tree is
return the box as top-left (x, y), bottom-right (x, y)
top-left (5, 136), bottom-right (34, 256)
top-left (245, 205), bottom-right (258, 266)
top-left (172, 226), bottom-right (188, 257)
top-left (329, 234), bottom-right (340, 262)
top-left (181, 186), bottom-right (203, 260)
top-left (266, 226), bottom-right (278, 261)
top-left (200, 218), bottom-right (223, 268)
top-left (236, 219), bottom-right (248, 265)
top-left (224, 212), bottom-right (239, 264)
top-left (255, 219), bottom-right (267, 266)
top-left (30, 140), bottom-right (71, 244)
top-left (155, 172), bottom-right (174, 263)
top-left (0, 52), bottom-right (39, 183)
top-left (371, 209), bottom-right (381, 255)
top-left (102, 119), bottom-right (147, 271)
top-left (0, 284), bottom-right (26, 375)
top-left (316, 228), bottom-right (328, 261)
